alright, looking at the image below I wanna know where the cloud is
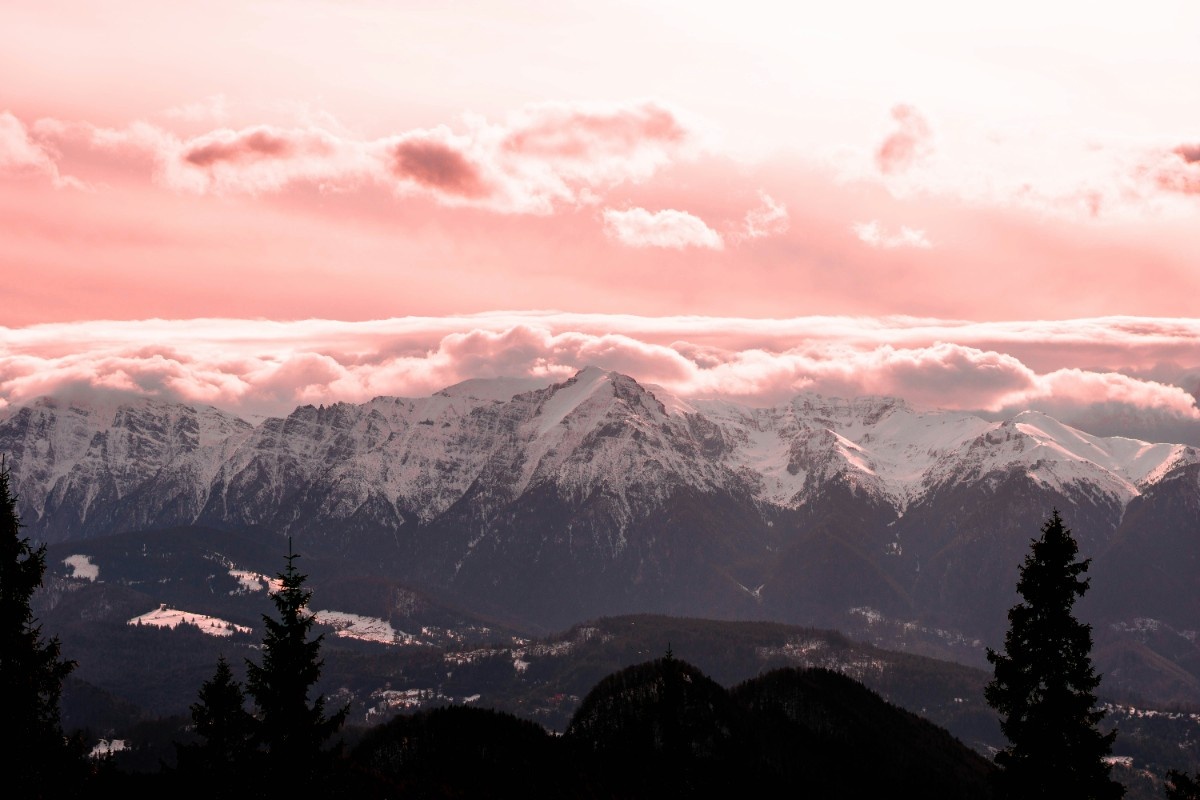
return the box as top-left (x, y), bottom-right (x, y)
top-left (741, 191), bottom-right (789, 239)
top-left (62, 119), bottom-right (370, 195)
top-left (1148, 145), bottom-right (1200, 196)
top-left (852, 220), bottom-right (931, 249)
top-left (875, 104), bottom-right (932, 175)
top-left (502, 101), bottom-right (687, 160)
top-left (3, 315), bottom-right (1197, 443)
top-left (0, 111), bottom-right (84, 189)
top-left (40, 100), bottom-right (699, 214)
top-left (182, 127), bottom-right (302, 166)
top-left (1175, 144), bottom-right (1200, 164)
top-left (390, 134), bottom-right (489, 198)
top-left (602, 207), bottom-right (724, 250)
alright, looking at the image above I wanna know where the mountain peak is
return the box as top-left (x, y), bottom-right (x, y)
top-left (437, 375), bottom-right (556, 402)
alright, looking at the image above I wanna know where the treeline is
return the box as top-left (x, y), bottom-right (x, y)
top-left (107, 657), bottom-right (995, 799)
top-left (7, 460), bottom-right (1200, 798)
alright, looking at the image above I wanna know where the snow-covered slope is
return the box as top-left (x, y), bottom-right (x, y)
top-left (2, 368), bottom-right (1196, 543)
top-left (9, 367), bottom-right (1200, 640)
top-left (0, 395), bottom-right (253, 536)
top-left (692, 394), bottom-right (1195, 513)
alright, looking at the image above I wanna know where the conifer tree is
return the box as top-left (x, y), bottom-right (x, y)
top-left (181, 655), bottom-right (255, 783)
top-left (245, 541), bottom-right (346, 789)
top-left (0, 459), bottom-right (84, 797)
top-left (985, 509), bottom-right (1124, 799)
top-left (1165, 770), bottom-right (1200, 800)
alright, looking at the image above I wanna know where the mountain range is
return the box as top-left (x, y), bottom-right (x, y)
top-left (4, 367), bottom-right (1199, 704)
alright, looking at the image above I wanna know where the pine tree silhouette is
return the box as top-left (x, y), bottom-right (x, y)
top-left (0, 458), bottom-right (85, 798)
top-left (1166, 770), bottom-right (1200, 800)
top-left (179, 655), bottom-right (256, 789)
top-left (985, 510), bottom-right (1124, 799)
top-left (245, 540), bottom-right (346, 791)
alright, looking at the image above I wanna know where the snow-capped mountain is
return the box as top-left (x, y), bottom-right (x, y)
top-left (3, 367), bottom-right (1198, 640)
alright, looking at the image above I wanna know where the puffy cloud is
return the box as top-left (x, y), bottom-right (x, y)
top-left (502, 101), bottom-right (687, 161)
top-left (182, 127), bottom-right (302, 166)
top-left (1026, 369), bottom-right (1199, 415)
top-left (390, 135), bottom-right (488, 198)
top-left (875, 104), bottom-right (932, 175)
top-left (852, 220), bottom-right (931, 249)
top-left (170, 125), bottom-right (367, 194)
top-left (37, 100), bottom-right (698, 214)
top-left (1149, 145), bottom-right (1200, 196)
top-left (602, 207), bottom-right (724, 250)
top-left (59, 118), bottom-right (370, 195)
top-left (3, 315), bottom-right (1197, 443)
top-left (0, 110), bottom-right (84, 189)
top-left (0, 111), bottom-right (56, 174)
top-left (1175, 144), bottom-right (1200, 164)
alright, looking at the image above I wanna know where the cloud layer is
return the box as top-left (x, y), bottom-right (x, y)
top-left (5, 97), bottom-right (1200, 328)
top-left (3, 315), bottom-right (1197, 443)
top-left (39, 100), bottom-right (711, 216)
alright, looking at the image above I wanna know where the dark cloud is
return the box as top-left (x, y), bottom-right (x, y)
top-left (1175, 143), bottom-right (1200, 164)
top-left (391, 138), bottom-right (488, 197)
top-left (184, 128), bottom-right (295, 166)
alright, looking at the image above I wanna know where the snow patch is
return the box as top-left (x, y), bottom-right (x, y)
top-left (534, 367), bottom-right (613, 436)
top-left (127, 604), bottom-right (252, 637)
top-left (63, 554), bottom-right (98, 581)
top-left (90, 739), bottom-right (127, 759)
top-left (228, 568), bottom-right (283, 595)
top-left (313, 610), bottom-right (410, 645)
top-left (642, 383), bottom-right (696, 416)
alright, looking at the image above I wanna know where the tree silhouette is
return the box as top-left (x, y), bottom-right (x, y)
top-left (245, 541), bottom-right (346, 790)
top-left (985, 509), bottom-right (1124, 799)
top-left (0, 459), bottom-right (85, 798)
top-left (1165, 769), bottom-right (1200, 800)
top-left (179, 655), bottom-right (255, 790)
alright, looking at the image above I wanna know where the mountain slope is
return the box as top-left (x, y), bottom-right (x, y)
top-left (5, 368), bottom-right (1199, 681)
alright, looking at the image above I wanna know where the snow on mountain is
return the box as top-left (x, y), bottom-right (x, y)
top-left (692, 394), bottom-right (994, 510)
top-left (63, 554), bottom-right (99, 581)
top-left (127, 603), bottom-right (252, 637)
top-left (228, 568), bottom-right (283, 595)
top-left (511, 368), bottom-right (733, 511)
top-left (0, 395), bottom-right (253, 532)
top-left (438, 375), bottom-right (557, 402)
top-left (2, 368), bottom-right (1197, 541)
top-left (922, 411), bottom-right (1198, 508)
top-left (312, 610), bottom-right (413, 645)
top-left (691, 393), bottom-right (1197, 512)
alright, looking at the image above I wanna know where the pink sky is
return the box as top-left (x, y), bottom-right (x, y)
top-left (2, 1), bottom-right (1199, 440)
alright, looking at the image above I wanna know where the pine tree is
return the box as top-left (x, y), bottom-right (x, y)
top-left (1165, 770), bottom-right (1200, 800)
top-left (180, 655), bottom-right (256, 785)
top-left (0, 459), bottom-right (84, 797)
top-left (245, 541), bottom-right (346, 789)
top-left (985, 509), bottom-right (1124, 799)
